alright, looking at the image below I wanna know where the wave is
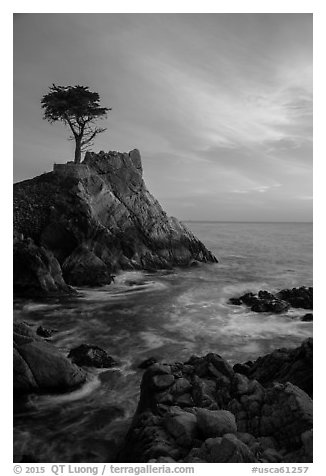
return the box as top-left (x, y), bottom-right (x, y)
top-left (27, 374), bottom-right (102, 410)
top-left (76, 271), bottom-right (168, 301)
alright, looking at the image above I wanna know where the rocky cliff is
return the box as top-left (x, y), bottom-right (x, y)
top-left (13, 149), bottom-right (217, 295)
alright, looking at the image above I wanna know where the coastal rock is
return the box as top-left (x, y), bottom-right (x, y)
top-left (301, 430), bottom-right (313, 461)
top-left (36, 325), bottom-right (56, 338)
top-left (206, 433), bottom-right (256, 463)
top-left (163, 409), bottom-right (198, 447)
top-left (277, 287), bottom-right (313, 310)
top-left (260, 448), bottom-right (283, 463)
top-left (13, 234), bottom-right (75, 297)
top-left (138, 357), bottom-right (159, 369)
top-left (228, 297), bottom-right (242, 305)
top-left (229, 290), bottom-right (290, 314)
top-left (68, 344), bottom-right (117, 368)
top-left (14, 323), bottom-right (86, 395)
top-left (62, 246), bottom-right (113, 286)
top-left (234, 338), bottom-right (313, 397)
top-left (119, 340), bottom-right (312, 463)
top-left (13, 149), bottom-right (217, 295)
top-left (229, 287), bottom-right (313, 313)
top-left (152, 374), bottom-right (175, 390)
top-left (301, 313), bottom-right (313, 322)
top-left (251, 299), bottom-right (290, 313)
top-left (196, 409), bottom-right (237, 438)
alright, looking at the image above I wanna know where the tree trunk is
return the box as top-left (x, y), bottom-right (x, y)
top-left (74, 137), bottom-right (82, 164)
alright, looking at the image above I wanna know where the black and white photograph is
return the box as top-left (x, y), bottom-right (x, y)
top-left (12, 9), bottom-right (313, 469)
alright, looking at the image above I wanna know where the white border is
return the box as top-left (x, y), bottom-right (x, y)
top-left (4, 2), bottom-right (323, 474)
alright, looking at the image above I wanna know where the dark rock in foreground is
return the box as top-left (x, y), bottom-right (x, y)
top-left (233, 338), bottom-right (313, 398)
top-left (13, 149), bottom-right (217, 295)
top-left (138, 357), bottom-right (159, 369)
top-left (119, 340), bottom-right (313, 463)
top-left (68, 344), bottom-right (117, 368)
top-left (229, 287), bottom-right (312, 313)
top-left (36, 325), bottom-right (56, 338)
top-left (14, 323), bottom-right (86, 395)
top-left (62, 245), bottom-right (114, 287)
top-left (277, 287), bottom-right (313, 310)
top-left (301, 313), bottom-right (313, 322)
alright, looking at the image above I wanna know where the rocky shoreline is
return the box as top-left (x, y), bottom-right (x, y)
top-left (229, 286), bottom-right (313, 320)
top-left (13, 150), bottom-right (217, 297)
top-left (14, 319), bottom-right (313, 463)
top-left (119, 339), bottom-right (312, 463)
top-left (13, 150), bottom-right (312, 463)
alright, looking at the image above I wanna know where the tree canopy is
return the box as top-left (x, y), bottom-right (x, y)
top-left (41, 84), bottom-right (111, 163)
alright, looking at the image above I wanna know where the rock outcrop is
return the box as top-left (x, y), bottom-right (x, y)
top-left (13, 150), bottom-right (217, 295)
top-left (119, 340), bottom-right (313, 463)
top-left (277, 287), bottom-right (313, 310)
top-left (68, 344), bottom-right (118, 368)
top-left (13, 233), bottom-right (75, 297)
top-left (229, 287), bottom-right (313, 313)
top-left (14, 322), bottom-right (87, 395)
top-left (233, 338), bottom-right (313, 397)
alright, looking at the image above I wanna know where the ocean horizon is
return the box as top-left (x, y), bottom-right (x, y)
top-left (14, 220), bottom-right (312, 462)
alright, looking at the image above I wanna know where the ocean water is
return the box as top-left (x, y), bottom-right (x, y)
top-left (13, 221), bottom-right (313, 462)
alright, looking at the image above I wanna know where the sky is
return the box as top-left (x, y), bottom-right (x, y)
top-left (13, 13), bottom-right (313, 221)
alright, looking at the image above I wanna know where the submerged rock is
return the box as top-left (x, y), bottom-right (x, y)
top-left (14, 322), bottom-right (86, 395)
top-left (13, 149), bottom-right (217, 295)
top-left (301, 313), bottom-right (313, 322)
top-left (68, 344), bottom-right (117, 368)
top-left (36, 325), bottom-right (56, 338)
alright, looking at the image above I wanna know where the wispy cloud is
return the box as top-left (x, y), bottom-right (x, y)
top-left (14, 13), bottom-right (312, 221)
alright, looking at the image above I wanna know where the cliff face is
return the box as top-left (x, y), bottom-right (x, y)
top-left (13, 149), bottom-right (217, 294)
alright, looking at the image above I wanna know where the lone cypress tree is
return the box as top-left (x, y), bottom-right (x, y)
top-left (41, 84), bottom-right (111, 164)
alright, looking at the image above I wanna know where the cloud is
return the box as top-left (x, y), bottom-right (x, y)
top-left (13, 13), bottom-right (312, 221)
top-left (136, 52), bottom-right (312, 156)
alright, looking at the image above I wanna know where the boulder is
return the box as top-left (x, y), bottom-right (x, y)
top-left (14, 347), bottom-right (38, 393)
top-left (301, 313), bottom-right (313, 322)
top-left (13, 236), bottom-right (74, 296)
top-left (138, 357), bottom-right (159, 369)
top-left (301, 430), bottom-right (313, 461)
top-left (208, 434), bottom-right (256, 463)
top-left (229, 287), bottom-right (313, 314)
top-left (260, 448), bottom-right (283, 463)
top-left (251, 299), bottom-right (290, 313)
top-left (119, 340), bottom-right (312, 463)
top-left (68, 344), bottom-right (117, 368)
top-left (237, 338), bottom-right (313, 397)
top-left (277, 287), bottom-right (313, 310)
top-left (62, 246), bottom-right (113, 286)
top-left (14, 323), bottom-right (86, 395)
top-left (36, 325), bottom-right (56, 338)
top-left (228, 298), bottom-right (242, 305)
top-left (163, 409), bottom-right (198, 447)
top-left (152, 374), bottom-right (175, 390)
top-left (196, 409), bottom-right (237, 438)
top-left (172, 378), bottom-right (192, 395)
